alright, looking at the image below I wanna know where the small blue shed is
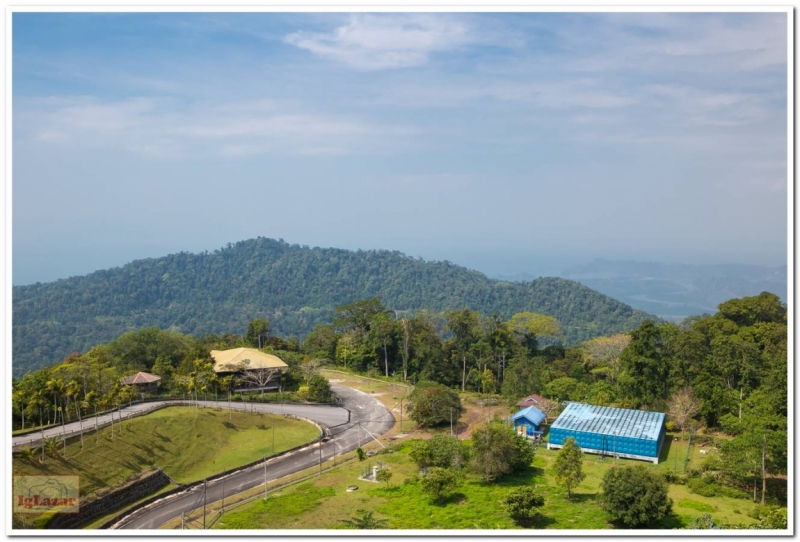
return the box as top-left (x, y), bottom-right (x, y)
top-left (511, 406), bottom-right (546, 438)
top-left (547, 402), bottom-right (666, 464)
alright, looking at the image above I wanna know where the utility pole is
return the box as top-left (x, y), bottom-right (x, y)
top-left (272, 426), bottom-right (275, 456)
top-left (263, 455), bottom-right (268, 500)
top-left (399, 398), bottom-right (403, 433)
top-left (181, 511), bottom-right (185, 530)
top-left (613, 431), bottom-right (617, 465)
top-left (202, 479), bottom-right (207, 530)
top-left (319, 442), bottom-right (323, 475)
top-left (359, 422), bottom-right (362, 448)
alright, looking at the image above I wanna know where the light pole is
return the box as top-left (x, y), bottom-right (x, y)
top-left (263, 455), bottom-right (268, 500)
top-left (613, 431), bottom-right (617, 465)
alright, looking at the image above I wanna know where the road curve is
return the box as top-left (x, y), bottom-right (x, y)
top-left (12, 398), bottom-right (349, 450)
top-left (111, 384), bottom-right (394, 529)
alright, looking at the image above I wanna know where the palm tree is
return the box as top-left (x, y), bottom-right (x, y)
top-left (340, 510), bottom-right (389, 529)
top-left (45, 378), bottom-right (65, 426)
top-left (83, 391), bottom-right (100, 443)
top-left (25, 392), bottom-right (48, 462)
top-left (66, 380), bottom-right (83, 449)
top-left (219, 376), bottom-right (233, 422)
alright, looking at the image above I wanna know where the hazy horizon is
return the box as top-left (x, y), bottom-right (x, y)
top-left (13, 12), bottom-right (789, 286)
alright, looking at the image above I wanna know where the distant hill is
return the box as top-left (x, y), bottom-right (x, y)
top-left (559, 259), bottom-right (787, 321)
top-left (12, 238), bottom-right (656, 376)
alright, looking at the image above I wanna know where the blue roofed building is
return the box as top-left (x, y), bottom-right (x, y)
top-left (547, 402), bottom-right (666, 464)
top-left (511, 406), bottom-right (546, 439)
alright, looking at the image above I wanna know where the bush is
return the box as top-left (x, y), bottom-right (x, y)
top-left (665, 420), bottom-right (676, 432)
top-left (470, 418), bottom-right (535, 482)
top-left (421, 467), bottom-right (461, 504)
top-left (408, 382), bottom-right (462, 427)
top-left (306, 374), bottom-right (333, 402)
top-left (686, 514), bottom-right (722, 530)
top-left (502, 487), bottom-right (545, 526)
top-left (410, 435), bottom-right (469, 470)
top-left (600, 465), bottom-right (673, 527)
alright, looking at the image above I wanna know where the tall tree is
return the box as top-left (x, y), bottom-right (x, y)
top-left (618, 321), bottom-right (670, 407)
top-left (446, 309), bottom-right (480, 391)
top-left (245, 318), bottom-right (271, 348)
top-left (667, 387), bottom-right (700, 439)
top-left (552, 437), bottom-right (586, 500)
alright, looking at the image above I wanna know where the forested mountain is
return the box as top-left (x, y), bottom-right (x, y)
top-left (13, 237), bottom-right (655, 376)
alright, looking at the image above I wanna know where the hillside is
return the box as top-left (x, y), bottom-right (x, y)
top-left (13, 238), bottom-right (655, 375)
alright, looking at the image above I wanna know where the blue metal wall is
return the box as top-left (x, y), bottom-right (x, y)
top-left (549, 421), bottom-right (665, 459)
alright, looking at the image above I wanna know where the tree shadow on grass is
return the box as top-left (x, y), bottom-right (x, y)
top-left (566, 492), bottom-right (598, 504)
top-left (433, 492), bottom-right (468, 507)
top-left (222, 421), bottom-right (240, 430)
top-left (493, 466), bottom-right (543, 487)
top-left (652, 514), bottom-right (687, 529)
top-left (525, 514), bottom-right (556, 529)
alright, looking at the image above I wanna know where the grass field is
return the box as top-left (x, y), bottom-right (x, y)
top-left (213, 436), bottom-right (760, 530)
top-left (13, 406), bottom-right (321, 497)
top-left (211, 371), bottom-right (759, 530)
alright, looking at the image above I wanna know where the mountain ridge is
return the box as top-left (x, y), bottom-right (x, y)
top-left (13, 237), bottom-right (657, 376)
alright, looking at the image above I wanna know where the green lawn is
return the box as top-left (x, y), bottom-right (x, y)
top-left (214, 436), bottom-right (760, 530)
top-left (13, 406), bottom-right (321, 497)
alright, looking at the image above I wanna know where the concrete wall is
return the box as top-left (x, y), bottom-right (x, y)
top-left (47, 469), bottom-right (171, 529)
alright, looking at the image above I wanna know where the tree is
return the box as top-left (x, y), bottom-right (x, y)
top-left (307, 374), bottom-right (333, 402)
top-left (667, 387), bottom-right (700, 439)
top-left (618, 321), bottom-right (670, 407)
top-left (407, 381), bottom-right (462, 428)
top-left (600, 465), bottom-right (673, 527)
top-left (552, 437), bottom-right (585, 500)
top-left (509, 312), bottom-right (563, 355)
top-left (66, 379), bottom-right (84, 448)
top-left (340, 509), bottom-right (389, 529)
top-left (410, 434), bottom-right (469, 470)
top-left (376, 468), bottom-right (393, 486)
top-left (470, 418), bottom-right (519, 482)
top-left (583, 333), bottom-right (630, 385)
top-left (421, 467), bottom-right (460, 504)
top-left (237, 361), bottom-right (281, 395)
top-left (245, 318), bottom-right (271, 348)
top-left (503, 487), bottom-right (545, 526)
top-left (446, 309), bottom-right (480, 391)
top-left (299, 357), bottom-right (324, 386)
top-left (480, 368), bottom-right (497, 395)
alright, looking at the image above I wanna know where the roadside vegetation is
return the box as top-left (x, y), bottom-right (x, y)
top-left (12, 292), bottom-right (787, 530)
top-left (13, 407), bottom-right (319, 497)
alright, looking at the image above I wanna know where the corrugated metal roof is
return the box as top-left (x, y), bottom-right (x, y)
top-left (511, 406), bottom-right (546, 426)
top-left (211, 348), bottom-right (288, 372)
top-left (550, 402), bottom-right (664, 441)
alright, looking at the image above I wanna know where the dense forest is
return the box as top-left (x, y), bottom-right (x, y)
top-left (12, 292), bottom-right (787, 506)
top-left (13, 237), bottom-right (654, 375)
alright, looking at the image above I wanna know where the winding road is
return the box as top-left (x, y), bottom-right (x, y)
top-left (28, 383), bottom-right (392, 529)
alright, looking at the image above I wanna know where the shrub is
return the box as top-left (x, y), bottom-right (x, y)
top-left (600, 465), bottom-right (673, 527)
top-left (665, 420), bottom-right (676, 432)
top-left (421, 467), bottom-right (460, 504)
top-left (469, 417), bottom-right (536, 482)
top-left (502, 487), bottom-right (545, 526)
top-left (410, 435), bottom-right (469, 470)
top-left (686, 514), bottom-right (722, 530)
top-left (408, 382), bottom-right (462, 427)
top-left (307, 374), bottom-right (333, 402)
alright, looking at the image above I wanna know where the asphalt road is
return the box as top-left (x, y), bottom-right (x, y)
top-left (12, 397), bottom-right (349, 450)
top-left (110, 383), bottom-right (394, 529)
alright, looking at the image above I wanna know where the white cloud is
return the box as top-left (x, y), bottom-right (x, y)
top-left (284, 14), bottom-right (473, 70)
top-left (16, 96), bottom-right (411, 158)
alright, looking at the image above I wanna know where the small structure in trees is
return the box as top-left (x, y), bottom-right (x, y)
top-left (211, 348), bottom-right (288, 393)
top-left (510, 406), bottom-right (546, 440)
top-left (119, 372), bottom-right (161, 394)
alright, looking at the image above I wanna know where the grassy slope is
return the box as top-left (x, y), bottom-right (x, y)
top-left (13, 406), bottom-right (320, 497)
top-left (215, 372), bottom-right (760, 530)
top-left (216, 439), bottom-right (760, 530)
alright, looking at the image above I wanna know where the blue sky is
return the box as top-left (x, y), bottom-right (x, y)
top-left (12, 12), bottom-right (788, 285)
